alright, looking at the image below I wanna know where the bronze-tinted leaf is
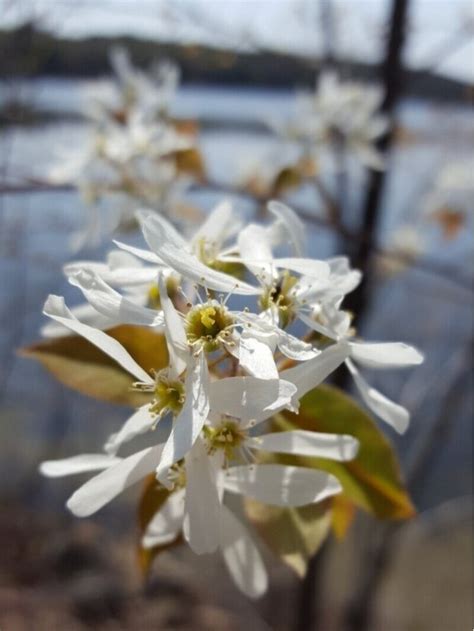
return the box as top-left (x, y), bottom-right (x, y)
top-left (331, 495), bottom-right (356, 540)
top-left (137, 474), bottom-right (182, 576)
top-left (20, 325), bottom-right (168, 407)
top-left (244, 497), bottom-right (332, 577)
top-left (277, 384), bottom-right (415, 520)
top-left (431, 207), bottom-right (465, 240)
top-left (173, 147), bottom-right (206, 182)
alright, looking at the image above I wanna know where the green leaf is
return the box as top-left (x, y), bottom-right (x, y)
top-left (20, 325), bottom-right (168, 407)
top-left (244, 498), bottom-right (332, 577)
top-left (137, 475), bottom-right (182, 576)
top-left (277, 384), bottom-right (415, 520)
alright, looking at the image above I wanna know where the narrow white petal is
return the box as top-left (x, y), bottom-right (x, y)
top-left (249, 430), bottom-right (359, 461)
top-left (69, 270), bottom-right (164, 327)
top-left (142, 489), bottom-right (185, 549)
top-left (183, 439), bottom-right (220, 554)
top-left (268, 200), bottom-right (306, 256)
top-left (137, 210), bottom-right (188, 250)
top-left (209, 377), bottom-right (297, 424)
top-left (298, 312), bottom-right (339, 340)
top-left (349, 342), bottom-right (424, 369)
top-left (143, 214), bottom-right (260, 295)
top-left (346, 359), bottom-right (410, 433)
top-left (157, 273), bottom-right (188, 376)
top-left (65, 259), bottom-right (158, 287)
top-left (41, 301), bottom-right (116, 338)
top-left (239, 333), bottom-right (279, 380)
top-left (191, 199), bottom-right (235, 246)
top-left (281, 341), bottom-right (350, 398)
top-left (223, 464), bottom-right (342, 506)
top-left (67, 444), bottom-right (163, 517)
top-left (113, 240), bottom-right (163, 265)
top-left (39, 454), bottom-right (121, 478)
top-left (156, 354), bottom-right (210, 483)
top-left (273, 258), bottom-right (330, 280)
top-left (237, 223), bottom-right (274, 280)
top-left (104, 404), bottom-right (154, 455)
top-left (276, 328), bottom-right (319, 361)
top-left (43, 295), bottom-right (153, 384)
top-left (219, 504), bottom-right (268, 598)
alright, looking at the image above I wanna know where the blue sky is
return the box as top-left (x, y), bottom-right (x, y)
top-left (2, 0), bottom-right (473, 81)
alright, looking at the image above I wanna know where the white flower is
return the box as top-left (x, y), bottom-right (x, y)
top-left (286, 72), bottom-right (389, 170)
top-left (40, 413), bottom-right (356, 597)
top-left (221, 201), bottom-right (361, 328)
top-left (303, 300), bottom-right (424, 433)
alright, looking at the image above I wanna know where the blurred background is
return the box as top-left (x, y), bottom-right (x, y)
top-left (0, 1), bottom-right (472, 630)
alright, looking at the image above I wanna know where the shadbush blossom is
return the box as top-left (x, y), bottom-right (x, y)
top-left (282, 71), bottom-right (389, 170)
top-left (48, 47), bottom-right (199, 249)
top-left (38, 199), bottom-right (423, 597)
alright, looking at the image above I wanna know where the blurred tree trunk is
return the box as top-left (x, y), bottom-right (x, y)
top-left (345, 0), bottom-right (410, 324)
top-left (295, 2), bottom-right (410, 630)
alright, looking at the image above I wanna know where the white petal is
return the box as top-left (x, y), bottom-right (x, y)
top-left (209, 377), bottom-right (297, 424)
top-left (104, 404), bottom-right (154, 455)
top-left (67, 444), bottom-right (163, 517)
top-left (156, 353), bottom-right (210, 484)
top-left (237, 223), bottom-right (274, 280)
top-left (142, 215), bottom-right (260, 295)
top-left (183, 438), bottom-right (220, 554)
top-left (43, 295), bottom-right (153, 384)
top-left (276, 328), bottom-right (319, 361)
top-left (346, 359), bottom-right (410, 433)
top-left (298, 312), bottom-right (339, 340)
top-left (223, 464), bottom-right (341, 506)
top-left (41, 301), bottom-right (116, 338)
top-left (142, 489), bottom-right (185, 549)
top-left (113, 240), bottom-right (163, 264)
top-left (273, 258), bottom-right (330, 280)
top-left (192, 199), bottom-right (236, 246)
top-left (281, 341), bottom-right (350, 398)
top-left (249, 430), bottom-right (359, 461)
top-left (349, 342), bottom-right (424, 369)
top-left (268, 200), bottom-right (306, 256)
top-left (69, 270), bottom-right (164, 327)
top-left (39, 454), bottom-right (121, 477)
top-left (137, 209), bottom-right (188, 249)
top-left (239, 333), bottom-right (279, 380)
top-left (157, 272), bottom-right (188, 376)
top-left (65, 259), bottom-right (158, 288)
top-left (219, 504), bottom-right (268, 598)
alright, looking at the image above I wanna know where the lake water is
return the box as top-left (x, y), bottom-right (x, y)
top-left (0, 80), bottom-right (472, 512)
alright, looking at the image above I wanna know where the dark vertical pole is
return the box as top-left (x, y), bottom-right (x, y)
top-left (295, 3), bottom-right (411, 630)
top-left (346, 0), bottom-right (410, 322)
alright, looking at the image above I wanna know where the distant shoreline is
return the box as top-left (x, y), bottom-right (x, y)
top-left (1, 25), bottom-right (472, 104)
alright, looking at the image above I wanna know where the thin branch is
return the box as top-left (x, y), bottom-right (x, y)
top-left (1, 176), bottom-right (472, 294)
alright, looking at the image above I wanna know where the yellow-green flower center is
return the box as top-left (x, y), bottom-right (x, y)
top-left (150, 373), bottom-right (185, 417)
top-left (204, 420), bottom-right (246, 460)
top-left (147, 275), bottom-right (179, 310)
top-left (259, 271), bottom-right (298, 328)
top-left (185, 301), bottom-right (234, 352)
top-left (167, 461), bottom-right (186, 490)
top-left (195, 237), bottom-right (245, 279)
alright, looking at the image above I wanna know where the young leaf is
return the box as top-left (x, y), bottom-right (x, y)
top-left (173, 147), bottom-right (206, 182)
top-left (277, 384), bottom-right (415, 520)
top-left (331, 495), bottom-right (356, 540)
top-left (244, 498), bottom-right (332, 577)
top-left (137, 474), bottom-right (182, 576)
top-left (20, 325), bottom-right (168, 407)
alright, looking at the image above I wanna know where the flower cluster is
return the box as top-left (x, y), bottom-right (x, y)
top-left (40, 200), bottom-right (422, 597)
top-left (48, 48), bottom-right (197, 249)
top-left (282, 71), bottom-right (389, 170)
